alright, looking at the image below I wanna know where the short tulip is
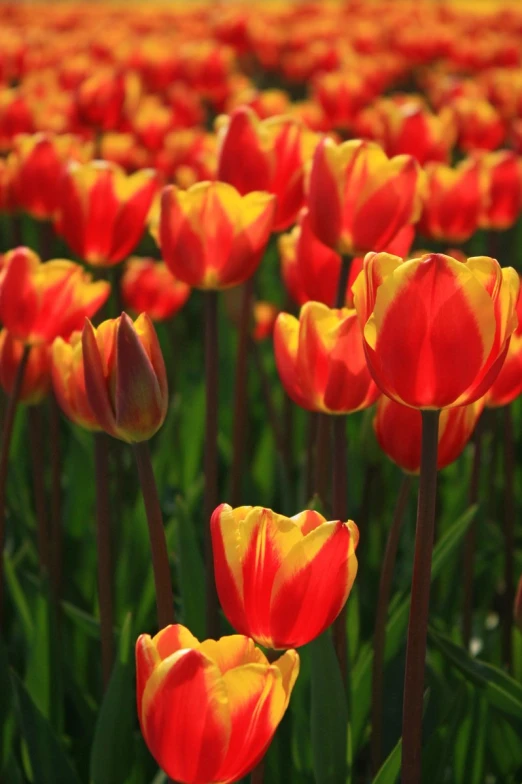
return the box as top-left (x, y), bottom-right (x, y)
top-left (82, 312), bottom-right (168, 442)
top-left (0, 247), bottom-right (109, 345)
top-left (211, 504), bottom-right (359, 649)
top-left (307, 138), bottom-right (424, 256)
top-left (136, 625), bottom-right (299, 784)
top-left (374, 396), bottom-right (484, 473)
top-left (418, 159), bottom-right (485, 243)
top-left (0, 330), bottom-right (51, 404)
top-left (159, 181), bottom-right (275, 290)
top-left (478, 151), bottom-right (522, 231)
top-left (274, 302), bottom-right (379, 414)
top-left (52, 331), bottom-right (99, 431)
top-left (216, 107), bottom-right (319, 230)
top-left (56, 160), bottom-right (158, 267)
top-left (353, 252), bottom-right (520, 409)
top-left (121, 257), bottom-right (190, 322)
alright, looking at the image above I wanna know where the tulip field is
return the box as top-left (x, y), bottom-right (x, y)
top-left (3, 1), bottom-right (522, 783)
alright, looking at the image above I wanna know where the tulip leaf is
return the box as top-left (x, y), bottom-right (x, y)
top-left (0, 636), bottom-right (16, 775)
top-left (453, 684), bottom-right (487, 784)
top-left (308, 631), bottom-right (349, 784)
top-left (351, 505), bottom-right (477, 750)
top-left (171, 496), bottom-right (206, 640)
top-left (90, 614), bottom-right (136, 784)
top-left (371, 736), bottom-right (401, 784)
top-left (427, 627), bottom-right (522, 722)
top-left (3, 553), bottom-right (34, 644)
top-left (11, 671), bottom-right (81, 784)
top-left (24, 584), bottom-right (62, 727)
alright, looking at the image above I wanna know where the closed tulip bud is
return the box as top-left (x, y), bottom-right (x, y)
top-left (418, 159), bottom-right (485, 243)
top-left (7, 132), bottom-right (93, 221)
top-left (211, 504), bottom-right (359, 649)
top-left (478, 151), bottom-right (522, 231)
top-left (0, 247), bottom-right (109, 345)
top-left (136, 625), bottom-right (299, 784)
top-left (374, 396), bottom-right (484, 473)
top-left (82, 312), bottom-right (168, 443)
top-left (307, 138), bottom-right (424, 256)
top-left (0, 330), bottom-right (51, 405)
top-left (515, 576), bottom-right (522, 632)
top-left (216, 107), bottom-right (319, 231)
top-left (51, 331), bottom-right (99, 431)
top-left (121, 257), bottom-right (190, 322)
top-left (353, 252), bottom-right (519, 409)
top-left (274, 301), bottom-right (379, 414)
top-left (56, 161), bottom-right (158, 267)
top-left (159, 181), bottom-right (275, 290)
top-left (451, 97), bottom-right (505, 153)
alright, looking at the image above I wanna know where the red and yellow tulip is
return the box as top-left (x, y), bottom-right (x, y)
top-left (136, 624), bottom-right (299, 784)
top-left (216, 107), bottom-right (319, 231)
top-left (51, 331), bottom-right (100, 431)
top-left (121, 257), bottom-right (191, 322)
top-left (274, 302), bottom-right (379, 414)
top-left (353, 251), bottom-right (519, 409)
top-left (486, 281), bottom-right (522, 407)
top-left (158, 181), bottom-right (275, 289)
top-left (0, 329), bottom-right (51, 404)
top-left (418, 159), bottom-right (484, 243)
top-left (478, 151), bottom-right (522, 231)
top-left (211, 504), bottom-right (359, 649)
top-left (56, 161), bottom-right (158, 267)
top-left (0, 247), bottom-right (109, 345)
top-left (82, 312), bottom-right (168, 442)
top-left (374, 396), bottom-right (484, 473)
top-left (306, 138), bottom-right (424, 256)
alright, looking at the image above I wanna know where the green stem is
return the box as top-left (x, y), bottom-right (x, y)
top-left (28, 405), bottom-right (50, 573)
top-left (401, 409), bottom-right (440, 784)
top-left (230, 279), bottom-right (254, 507)
top-left (502, 405), bottom-right (515, 671)
top-left (462, 415), bottom-right (483, 648)
top-left (204, 291), bottom-right (220, 638)
top-left (94, 433), bottom-right (115, 688)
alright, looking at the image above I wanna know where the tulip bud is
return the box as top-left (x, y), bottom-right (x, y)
top-left (0, 247), bottom-right (110, 345)
top-left (353, 252), bottom-right (520, 409)
top-left (136, 624), bottom-right (299, 784)
top-left (374, 396), bottom-right (484, 473)
top-left (211, 504), bottom-right (359, 649)
top-left (274, 302), bottom-right (379, 414)
top-left (121, 257), bottom-right (190, 322)
top-left (0, 330), bottom-right (51, 405)
top-left (478, 151), bottom-right (522, 231)
top-left (418, 159), bottom-right (485, 243)
top-left (52, 331), bottom-right (99, 431)
top-left (82, 312), bottom-right (168, 442)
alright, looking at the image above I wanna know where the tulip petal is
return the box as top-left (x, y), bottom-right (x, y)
top-left (199, 635), bottom-right (268, 673)
top-left (82, 319), bottom-right (118, 434)
top-left (273, 313), bottom-right (310, 409)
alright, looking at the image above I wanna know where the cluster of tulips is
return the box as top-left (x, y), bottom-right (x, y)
top-left (2, 1), bottom-right (522, 784)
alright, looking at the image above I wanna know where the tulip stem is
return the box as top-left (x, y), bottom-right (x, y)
top-left (306, 413), bottom-right (318, 501)
top-left (502, 405), bottom-right (515, 671)
top-left (371, 473), bottom-right (413, 775)
top-left (462, 415), bottom-right (483, 649)
top-left (132, 441), bottom-right (175, 630)
top-left (204, 291), bottom-right (220, 638)
top-left (230, 278), bottom-right (254, 507)
top-left (401, 409), bottom-right (440, 784)
top-left (314, 414), bottom-right (330, 507)
top-left (0, 344), bottom-right (31, 626)
top-left (332, 415), bottom-right (348, 682)
top-left (28, 405), bottom-right (50, 574)
top-left (94, 433), bottom-right (115, 688)
top-left (251, 340), bottom-right (286, 461)
top-left (49, 394), bottom-right (63, 607)
top-left (335, 255), bottom-right (352, 309)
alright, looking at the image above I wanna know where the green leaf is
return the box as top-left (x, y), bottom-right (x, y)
top-left (12, 672), bottom-right (81, 784)
top-left (372, 736), bottom-right (401, 784)
top-left (3, 553), bottom-right (34, 643)
top-left (0, 636), bottom-right (16, 774)
top-left (179, 382), bottom-right (206, 491)
top-left (171, 496), bottom-right (206, 640)
top-left (308, 632), bottom-right (348, 784)
top-left (90, 614), bottom-right (136, 784)
top-left (24, 584), bottom-right (62, 728)
top-left (428, 627), bottom-right (522, 722)
top-left (351, 505), bottom-right (477, 750)
top-left (454, 685), bottom-right (487, 784)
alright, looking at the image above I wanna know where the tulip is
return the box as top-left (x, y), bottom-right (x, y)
top-left (0, 330), bottom-right (50, 405)
top-left (486, 281), bottom-right (522, 407)
top-left (478, 151), bottom-right (522, 231)
top-left (312, 70), bottom-right (371, 131)
top-left (56, 160), bottom-right (158, 267)
top-left (75, 68), bottom-right (140, 132)
top-left (158, 181), bottom-right (275, 290)
top-left (216, 107), bottom-right (319, 231)
top-left (211, 504), bottom-right (359, 649)
top-left (352, 251), bottom-right (519, 409)
top-left (81, 312), bottom-right (168, 443)
top-left (0, 247), bottom-right (110, 345)
top-left (307, 138), bottom-right (424, 256)
top-left (451, 97), bottom-right (505, 153)
top-left (418, 159), bottom-right (485, 243)
top-left (374, 396), bottom-right (484, 473)
top-left (7, 132), bottom-right (93, 221)
top-left (274, 302), bottom-right (380, 414)
top-left (121, 257), bottom-right (190, 322)
top-left (51, 331), bottom-right (99, 431)
top-left (253, 301), bottom-right (278, 342)
top-left (136, 625), bottom-right (299, 784)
